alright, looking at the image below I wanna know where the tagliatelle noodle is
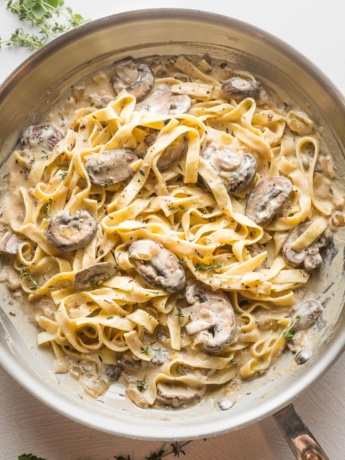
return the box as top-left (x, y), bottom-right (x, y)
top-left (1, 54), bottom-right (341, 409)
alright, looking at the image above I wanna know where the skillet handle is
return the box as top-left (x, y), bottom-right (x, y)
top-left (273, 404), bottom-right (329, 460)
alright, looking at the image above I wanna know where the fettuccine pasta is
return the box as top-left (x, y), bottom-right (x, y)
top-left (0, 54), bottom-right (343, 409)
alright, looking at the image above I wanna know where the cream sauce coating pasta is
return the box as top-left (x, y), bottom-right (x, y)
top-left (0, 54), bottom-right (344, 409)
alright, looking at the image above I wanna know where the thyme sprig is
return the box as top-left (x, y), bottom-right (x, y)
top-left (19, 440), bottom-right (194, 459)
top-left (18, 454), bottom-right (46, 460)
top-left (283, 315), bottom-right (301, 341)
top-left (0, 0), bottom-right (88, 49)
top-left (19, 264), bottom-right (39, 290)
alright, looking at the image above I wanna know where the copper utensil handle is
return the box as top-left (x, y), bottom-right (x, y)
top-left (274, 404), bottom-right (329, 460)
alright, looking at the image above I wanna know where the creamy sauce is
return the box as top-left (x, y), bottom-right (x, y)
top-left (0, 54), bottom-right (344, 412)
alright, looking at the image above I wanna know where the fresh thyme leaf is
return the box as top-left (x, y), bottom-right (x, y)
top-left (114, 441), bottom-right (193, 460)
top-left (18, 454), bottom-right (46, 460)
top-left (283, 315), bottom-right (301, 341)
top-left (140, 346), bottom-right (150, 356)
top-left (145, 449), bottom-right (165, 460)
top-left (178, 205), bottom-right (185, 210)
top-left (179, 258), bottom-right (186, 265)
top-left (1, 27), bottom-right (45, 48)
top-left (139, 168), bottom-right (145, 176)
top-left (20, 264), bottom-right (39, 290)
top-left (0, 0), bottom-right (89, 49)
top-left (171, 441), bottom-right (188, 457)
top-left (175, 307), bottom-right (185, 318)
top-left (168, 206), bottom-right (176, 211)
top-left (136, 378), bottom-right (147, 392)
top-left (59, 171), bottom-right (67, 180)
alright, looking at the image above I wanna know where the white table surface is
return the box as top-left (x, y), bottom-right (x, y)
top-left (0, 1), bottom-right (344, 459)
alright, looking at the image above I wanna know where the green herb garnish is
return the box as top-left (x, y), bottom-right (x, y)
top-left (283, 315), bottom-right (301, 341)
top-left (175, 307), bottom-right (185, 318)
top-left (18, 454), bottom-right (46, 460)
top-left (1, 0), bottom-right (88, 49)
top-left (140, 346), bottom-right (150, 356)
top-left (20, 264), bottom-right (39, 290)
top-left (136, 378), bottom-right (147, 392)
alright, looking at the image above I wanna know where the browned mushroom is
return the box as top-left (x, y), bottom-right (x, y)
top-left (20, 123), bottom-right (64, 151)
top-left (103, 365), bottom-right (123, 382)
top-left (136, 86), bottom-right (191, 115)
top-left (85, 149), bottom-right (139, 186)
top-left (201, 144), bottom-right (257, 193)
top-left (118, 352), bottom-right (142, 370)
top-left (46, 210), bottom-right (97, 251)
top-left (282, 221), bottom-right (333, 271)
top-left (113, 59), bottom-right (154, 102)
top-left (128, 239), bottom-right (186, 293)
top-left (156, 381), bottom-right (206, 407)
top-left (145, 133), bottom-right (187, 170)
top-left (73, 262), bottom-right (117, 290)
top-left (290, 299), bottom-right (323, 331)
top-left (221, 77), bottom-right (260, 100)
top-left (245, 176), bottom-right (293, 224)
top-left (183, 283), bottom-right (236, 354)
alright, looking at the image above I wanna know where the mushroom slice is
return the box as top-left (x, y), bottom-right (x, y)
top-left (201, 144), bottom-right (257, 193)
top-left (183, 283), bottom-right (236, 354)
top-left (136, 86), bottom-right (191, 115)
top-left (118, 351), bottom-right (142, 370)
top-left (128, 239), bottom-right (186, 293)
top-left (74, 262), bottom-right (117, 290)
top-left (113, 60), bottom-right (154, 102)
top-left (157, 136), bottom-right (187, 170)
top-left (85, 149), bottom-right (139, 186)
top-left (46, 210), bottom-right (97, 251)
top-left (156, 381), bottom-right (206, 408)
top-left (104, 365), bottom-right (123, 382)
top-left (282, 221), bottom-right (332, 271)
top-left (0, 231), bottom-right (22, 255)
top-left (291, 299), bottom-right (323, 331)
top-left (221, 77), bottom-right (260, 100)
top-left (20, 123), bottom-right (64, 151)
top-left (245, 176), bottom-right (293, 224)
top-left (145, 133), bottom-right (187, 170)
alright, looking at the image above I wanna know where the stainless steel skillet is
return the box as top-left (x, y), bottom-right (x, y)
top-left (0, 9), bottom-right (344, 459)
